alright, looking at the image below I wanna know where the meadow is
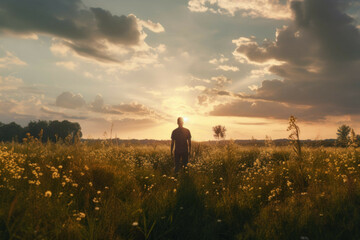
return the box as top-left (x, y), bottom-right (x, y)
top-left (1, 136), bottom-right (360, 240)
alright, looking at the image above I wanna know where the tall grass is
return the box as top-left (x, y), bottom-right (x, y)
top-left (0, 137), bottom-right (360, 239)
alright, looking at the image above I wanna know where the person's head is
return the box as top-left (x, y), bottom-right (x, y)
top-left (177, 117), bottom-right (184, 127)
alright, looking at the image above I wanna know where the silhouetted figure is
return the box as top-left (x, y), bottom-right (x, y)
top-left (171, 117), bottom-right (191, 173)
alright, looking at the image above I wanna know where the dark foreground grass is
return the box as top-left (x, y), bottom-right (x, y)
top-left (1, 139), bottom-right (360, 239)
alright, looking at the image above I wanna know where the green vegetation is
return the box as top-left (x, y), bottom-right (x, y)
top-left (1, 136), bottom-right (360, 239)
top-left (0, 120), bottom-right (82, 143)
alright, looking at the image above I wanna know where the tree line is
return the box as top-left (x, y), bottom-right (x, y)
top-left (0, 120), bottom-right (82, 143)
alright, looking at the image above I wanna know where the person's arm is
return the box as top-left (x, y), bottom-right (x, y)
top-left (188, 130), bottom-right (191, 156)
top-left (188, 138), bottom-right (191, 156)
top-left (171, 139), bottom-right (174, 156)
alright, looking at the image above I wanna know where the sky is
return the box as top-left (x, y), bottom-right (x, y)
top-left (0, 0), bottom-right (360, 140)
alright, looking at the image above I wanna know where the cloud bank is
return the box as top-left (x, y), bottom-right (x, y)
top-left (211, 0), bottom-right (360, 121)
top-left (0, 0), bottom-right (164, 68)
top-left (188, 0), bottom-right (291, 19)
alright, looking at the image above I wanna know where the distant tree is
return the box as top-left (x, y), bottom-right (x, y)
top-left (336, 125), bottom-right (351, 147)
top-left (0, 120), bottom-right (82, 143)
top-left (213, 125), bottom-right (226, 140)
top-left (0, 122), bottom-right (24, 142)
top-left (48, 120), bottom-right (82, 142)
top-left (24, 120), bottom-right (49, 142)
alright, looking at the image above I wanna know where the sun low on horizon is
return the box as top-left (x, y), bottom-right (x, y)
top-left (1, 0), bottom-right (360, 141)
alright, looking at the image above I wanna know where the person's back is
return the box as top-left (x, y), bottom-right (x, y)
top-left (171, 117), bottom-right (191, 173)
top-left (171, 127), bottom-right (191, 154)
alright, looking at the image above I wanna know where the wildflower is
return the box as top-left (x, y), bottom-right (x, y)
top-left (45, 191), bottom-right (52, 197)
top-left (132, 221), bottom-right (139, 226)
top-left (95, 207), bottom-right (100, 211)
top-left (52, 172), bottom-right (60, 179)
top-left (89, 182), bottom-right (93, 187)
top-left (58, 165), bottom-right (63, 169)
top-left (79, 212), bottom-right (86, 218)
top-left (97, 190), bottom-right (101, 194)
top-left (286, 181), bottom-right (292, 187)
top-left (173, 189), bottom-right (177, 193)
top-left (217, 219), bottom-right (222, 223)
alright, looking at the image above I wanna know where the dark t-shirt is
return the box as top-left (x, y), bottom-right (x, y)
top-left (171, 127), bottom-right (191, 154)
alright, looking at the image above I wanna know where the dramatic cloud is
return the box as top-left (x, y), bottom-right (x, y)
top-left (55, 92), bottom-right (86, 109)
top-left (210, 99), bottom-right (336, 120)
top-left (188, 0), bottom-right (291, 19)
top-left (0, 0), bottom-right (164, 67)
top-left (213, 0), bottom-right (360, 120)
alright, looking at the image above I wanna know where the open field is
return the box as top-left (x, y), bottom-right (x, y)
top-left (1, 138), bottom-right (360, 240)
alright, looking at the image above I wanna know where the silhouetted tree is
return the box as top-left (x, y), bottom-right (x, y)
top-left (0, 120), bottom-right (82, 143)
top-left (24, 120), bottom-right (49, 142)
top-left (48, 120), bottom-right (82, 142)
top-left (0, 122), bottom-right (24, 142)
top-left (336, 125), bottom-right (351, 147)
top-left (213, 125), bottom-right (226, 140)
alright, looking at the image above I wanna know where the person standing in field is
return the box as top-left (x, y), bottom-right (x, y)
top-left (171, 117), bottom-right (191, 173)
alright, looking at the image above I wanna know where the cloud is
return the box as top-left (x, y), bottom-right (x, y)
top-left (40, 106), bottom-right (87, 120)
top-left (216, 65), bottom-right (239, 71)
top-left (55, 92), bottom-right (86, 109)
top-left (196, 75), bottom-right (233, 106)
top-left (210, 99), bottom-right (331, 120)
top-left (88, 94), bottom-right (162, 117)
top-left (0, 76), bottom-right (23, 90)
top-left (0, 51), bottom-right (26, 68)
top-left (0, 95), bottom-right (45, 126)
top-left (209, 55), bottom-right (239, 71)
top-left (214, 0), bottom-right (360, 120)
top-left (112, 102), bottom-right (154, 115)
top-left (55, 61), bottom-right (77, 70)
top-left (0, 0), bottom-right (164, 67)
top-left (175, 85), bottom-right (206, 92)
top-left (188, 0), bottom-right (291, 19)
top-left (212, 75), bottom-right (232, 87)
top-left (209, 55), bottom-right (229, 64)
top-left (140, 20), bottom-right (165, 33)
